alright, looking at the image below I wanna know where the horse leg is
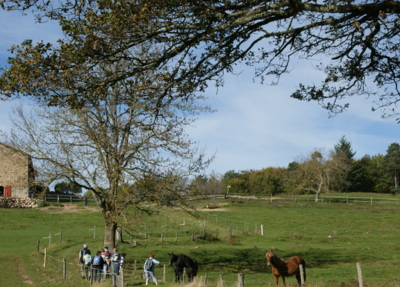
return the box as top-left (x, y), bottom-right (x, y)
top-left (273, 275), bottom-right (279, 286)
top-left (178, 269), bottom-right (183, 283)
top-left (281, 276), bottom-right (286, 287)
top-left (295, 273), bottom-right (303, 287)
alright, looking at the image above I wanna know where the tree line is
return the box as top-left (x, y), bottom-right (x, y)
top-left (190, 137), bottom-right (400, 201)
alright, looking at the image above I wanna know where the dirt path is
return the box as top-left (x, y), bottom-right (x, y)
top-left (39, 204), bottom-right (100, 214)
top-left (17, 258), bottom-right (33, 285)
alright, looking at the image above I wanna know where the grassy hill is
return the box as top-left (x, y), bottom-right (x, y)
top-left (1, 195), bottom-right (400, 286)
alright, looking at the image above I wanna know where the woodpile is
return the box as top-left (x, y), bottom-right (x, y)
top-left (0, 197), bottom-right (39, 208)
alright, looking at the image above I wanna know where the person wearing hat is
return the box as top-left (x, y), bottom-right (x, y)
top-left (144, 253), bottom-right (160, 285)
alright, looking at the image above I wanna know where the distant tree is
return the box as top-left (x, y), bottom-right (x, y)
top-left (189, 172), bottom-right (224, 198)
top-left (328, 136), bottom-right (356, 192)
top-left (384, 143), bottom-right (400, 191)
top-left (248, 168), bottom-right (287, 195)
top-left (348, 155), bottom-right (388, 193)
top-left (54, 181), bottom-right (82, 194)
top-left (333, 136), bottom-right (356, 160)
top-left (288, 150), bottom-right (329, 201)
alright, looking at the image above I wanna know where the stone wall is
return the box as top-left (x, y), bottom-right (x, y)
top-left (0, 143), bottom-right (34, 198)
top-left (0, 197), bottom-right (39, 208)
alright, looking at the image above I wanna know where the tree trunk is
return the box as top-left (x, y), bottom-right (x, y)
top-left (104, 213), bottom-right (117, 248)
top-left (315, 173), bottom-right (324, 202)
top-left (116, 226), bottom-right (123, 244)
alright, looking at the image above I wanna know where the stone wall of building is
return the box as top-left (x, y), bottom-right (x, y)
top-left (0, 143), bottom-right (32, 198)
top-left (0, 197), bottom-right (39, 208)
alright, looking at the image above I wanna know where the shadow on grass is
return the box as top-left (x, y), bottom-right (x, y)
top-left (188, 247), bottom-right (352, 274)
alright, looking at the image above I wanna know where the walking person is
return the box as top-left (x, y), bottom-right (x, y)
top-left (83, 250), bottom-right (92, 280)
top-left (102, 247), bottom-right (111, 279)
top-left (92, 251), bottom-right (105, 283)
top-left (111, 247), bottom-right (121, 286)
top-left (144, 253), bottom-right (160, 285)
top-left (79, 244), bottom-right (91, 279)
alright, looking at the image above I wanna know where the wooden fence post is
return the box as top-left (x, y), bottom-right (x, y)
top-left (90, 226), bottom-right (96, 239)
top-left (357, 262), bottom-right (363, 287)
top-left (220, 275), bottom-right (225, 287)
top-left (163, 264), bottom-right (166, 283)
top-left (37, 240), bottom-right (40, 253)
top-left (63, 258), bottom-right (66, 279)
top-left (299, 264), bottom-right (304, 286)
top-left (227, 227), bottom-right (232, 240)
top-left (43, 248), bottom-right (47, 268)
top-left (238, 273), bottom-right (244, 287)
top-left (261, 224), bottom-right (264, 236)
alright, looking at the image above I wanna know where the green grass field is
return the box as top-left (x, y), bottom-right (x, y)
top-left (1, 195), bottom-right (400, 286)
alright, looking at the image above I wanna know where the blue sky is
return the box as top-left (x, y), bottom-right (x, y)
top-left (1, 9), bottom-right (399, 176)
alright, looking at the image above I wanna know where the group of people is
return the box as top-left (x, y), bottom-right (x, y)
top-left (79, 244), bottom-right (160, 285)
top-left (79, 244), bottom-right (125, 284)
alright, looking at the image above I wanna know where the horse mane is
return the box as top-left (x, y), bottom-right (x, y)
top-left (269, 251), bottom-right (287, 270)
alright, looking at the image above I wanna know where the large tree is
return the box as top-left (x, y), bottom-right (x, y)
top-left (1, 0), bottom-right (399, 117)
top-left (5, 63), bottom-right (210, 247)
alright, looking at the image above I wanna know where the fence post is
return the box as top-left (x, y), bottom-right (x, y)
top-left (238, 273), bottom-right (244, 287)
top-left (227, 227), bottom-right (232, 240)
top-left (121, 267), bottom-right (124, 287)
top-left (299, 264), bottom-right (304, 286)
top-left (90, 268), bottom-right (94, 285)
top-left (63, 258), bottom-right (66, 279)
top-left (261, 224), bottom-right (264, 236)
top-left (90, 226), bottom-right (96, 239)
top-left (220, 275), bottom-right (225, 287)
top-left (43, 248), bottom-right (47, 268)
top-left (163, 264), bottom-right (166, 283)
top-left (356, 262), bottom-right (363, 287)
top-left (37, 240), bottom-right (40, 253)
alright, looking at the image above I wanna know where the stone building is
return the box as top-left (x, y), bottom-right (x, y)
top-left (0, 142), bottom-right (35, 198)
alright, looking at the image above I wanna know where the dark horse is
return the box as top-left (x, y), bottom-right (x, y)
top-left (168, 253), bottom-right (198, 283)
top-left (265, 250), bottom-right (306, 287)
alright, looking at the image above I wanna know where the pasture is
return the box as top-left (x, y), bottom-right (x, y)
top-left (1, 194), bottom-right (400, 286)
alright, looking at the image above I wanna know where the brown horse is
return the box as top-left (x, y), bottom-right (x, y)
top-left (265, 250), bottom-right (306, 287)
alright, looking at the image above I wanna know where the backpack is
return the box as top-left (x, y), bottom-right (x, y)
top-left (80, 248), bottom-right (90, 263)
top-left (84, 254), bottom-right (92, 266)
top-left (145, 259), bottom-right (153, 271)
top-left (105, 250), bottom-right (110, 259)
top-left (111, 253), bottom-right (120, 262)
top-left (93, 255), bottom-right (101, 266)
